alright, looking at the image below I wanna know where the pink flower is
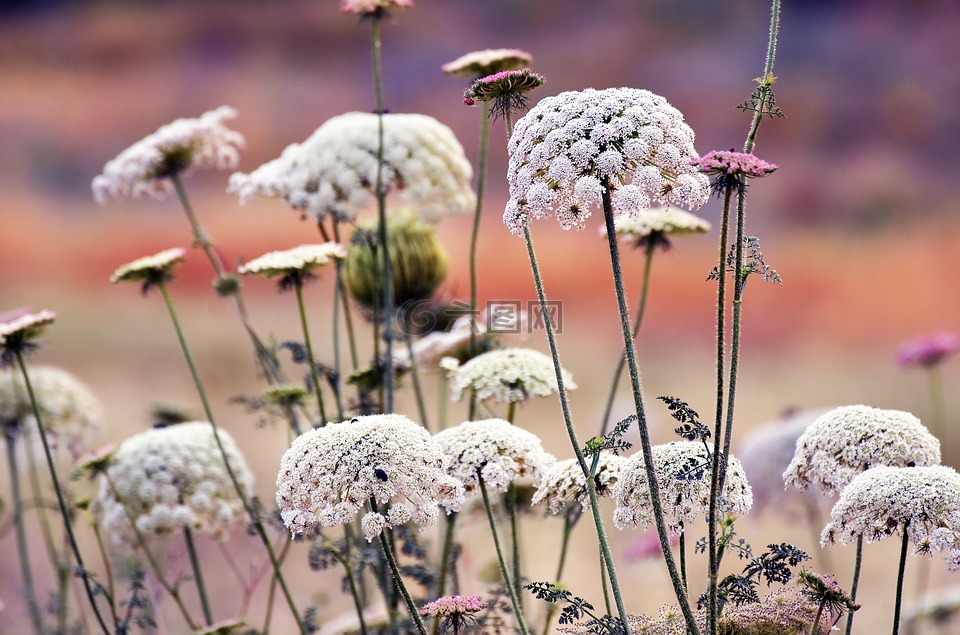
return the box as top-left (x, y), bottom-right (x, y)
top-left (625, 531), bottom-right (679, 561)
top-left (897, 332), bottom-right (960, 368)
top-left (340, 0), bottom-right (413, 15)
top-left (690, 149), bottom-right (778, 178)
top-left (421, 594), bottom-right (487, 619)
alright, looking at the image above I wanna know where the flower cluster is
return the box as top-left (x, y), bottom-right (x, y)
top-left (821, 465), bottom-right (960, 569)
top-left (276, 414), bottom-right (464, 540)
top-left (504, 87), bottom-right (710, 235)
top-left (897, 331), bottom-right (960, 369)
top-left (0, 365), bottom-right (102, 459)
top-left (440, 347), bottom-right (574, 404)
top-left (434, 418), bottom-right (550, 495)
top-left (110, 247), bottom-right (187, 288)
top-left (613, 441), bottom-right (753, 532)
top-left (531, 451), bottom-right (628, 514)
top-left (784, 405), bottom-right (941, 495)
top-left (340, 0), bottom-right (412, 15)
top-left (689, 149), bottom-right (777, 196)
top-left (797, 570), bottom-right (860, 615)
top-left (238, 243), bottom-right (346, 281)
top-left (610, 206), bottom-right (711, 251)
top-left (463, 69), bottom-right (545, 117)
top-left (97, 422), bottom-right (254, 547)
top-left (0, 308), bottom-right (56, 362)
top-left (442, 49), bottom-right (533, 78)
top-left (229, 112), bottom-right (475, 222)
top-left (92, 106), bottom-right (244, 203)
top-left (420, 594), bottom-right (487, 618)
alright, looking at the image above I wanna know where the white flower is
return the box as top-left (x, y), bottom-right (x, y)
top-left (504, 88), bottom-right (710, 235)
top-left (228, 112), bottom-right (475, 223)
top-left (440, 347), bottom-right (574, 404)
top-left (238, 243), bottom-right (347, 278)
top-left (275, 414), bottom-right (464, 540)
top-left (784, 405), bottom-right (941, 496)
top-left (611, 206), bottom-right (711, 242)
top-left (97, 422), bottom-right (253, 547)
top-left (532, 452), bottom-right (628, 514)
top-left (110, 248), bottom-right (187, 284)
top-left (392, 316), bottom-right (480, 369)
top-left (0, 366), bottom-right (102, 459)
top-left (0, 309), bottom-right (55, 348)
top-left (442, 48), bottom-right (533, 77)
top-left (613, 441), bottom-right (753, 532)
top-left (822, 466), bottom-right (960, 569)
top-left (434, 418), bottom-right (550, 496)
top-left (92, 106), bottom-right (244, 203)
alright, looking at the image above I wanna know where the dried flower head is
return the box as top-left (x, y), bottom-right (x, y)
top-left (784, 405), bottom-right (941, 496)
top-left (442, 49), bottom-right (533, 78)
top-left (276, 414), bottom-right (464, 540)
top-left (0, 366), bottom-right (102, 459)
top-left (532, 451), bottom-right (628, 514)
top-left (689, 149), bottom-right (778, 196)
top-left (421, 594), bottom-right (487, 633)
top-left (797, 570), bottom-right (860, 616)
top-left (897, 331), bottom-right (960, 369)
top-left (340, 0), bottom-right (412, 15)
top-left (717, 585), bottom-right (831, 635)
top-left (238, 243), bottom-right (346, 287)
top-left (0, 308), bottom-right (56, 366)
top-left (613, 441), bottom-right (753, 532)
top-left (504, 87), bottom-right (710, 236)
top-left (435, 418), bottom-right (549, 495)
top-left (92, 106), bottom-right (244, 203)
top-left (440, 347), bottom-right (575, 404)
top-left (229, 112), bottom-right (474, 223)
top-left (97, 422), bottom-right (254, 547)
top-left (110, 247), bottom-right (187, 293)
top-left (609, 206), bottom-right (711, 251)
top-left (821, 465), bottom-right (960, 569)
top-left (463, 69), bottom-right (545, 118)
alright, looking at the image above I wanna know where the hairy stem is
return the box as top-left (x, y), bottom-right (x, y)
top-left (478, 475), bottom-right (530, 635)
top-left (508, 482), bottom-right (523, 613)
top-left (893, 526), bottom-right (910, 635)
top-left (378, 529), bottom-right (428, 635)
top-left (468, 102), bottom-right (491, 421)
top-left (845, 535), bottom-right (863, 635)
top-left (541, 510), bottom-right (579, 635)
top-left (430, 512), bottom-right (459, 635)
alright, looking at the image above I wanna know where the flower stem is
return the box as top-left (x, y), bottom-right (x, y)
top-left (333, 219), bottom-right (360, 373)
top-left (155, 281), bottom-right (307, 633)
top-left (339, 532), bottom-right (370, 635)
top-left (541, 510), bottom-right (579, 635)
top-left (599, 540), bottom-right (613, 618)
top-left (845, 535), bottom-right (863, 635)
top-left (598, 183), bottom-right (696, 635)
top-left (431, 512), bottom-right (459, 635)
top-left (295, 277), bottom-right (328, 426)
top-left (14, 352), bottom-right (112, 634)
top-left (599, 241), bottom-right (655, 436)
top-left (810, 600), bottom-right (826, 635)
top-left (405, 329), bottom-right (431, 431)
top-left (508, 482), bottom-right (523, 613)
top-left (679, 525), bottom-right (688, 596)
top-left (893, 525), bottom-right (910, 635)
top-left (468, 101), bottom-right (491, 422)
top-left (88, 510), bottom-right (120, 629)
top-left (522, 224), bottom-right (631, 633)
top-left (378, 528), bottom-right (428, 635)
top-left (4, 430), bottom-right (45, 633)
top-left (183, 526), bottom-right (214, 626)
top-left (478, 474), bottom-right (530, 635)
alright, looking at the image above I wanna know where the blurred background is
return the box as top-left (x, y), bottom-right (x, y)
top-left (2, 0), bottom-right (960, 632)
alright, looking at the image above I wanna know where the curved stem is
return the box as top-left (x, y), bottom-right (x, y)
top-left (295, 278), bottom-right (327, 426)
top-left (4, 431), bottom-right (45, 633)
top-left (893, 526), bottom-right (910, 635)
top-left (845, 535), bottom-right (863, 635)
top-left (183, 526), bottom-right (214, 626)
top-left (598, 185), bottom-right (696, 634)
top-left (378, 529), bottom-right (428, 635)
top-left (478, 475), bottom-right (530, 635)
top-left (156, 281), bottom-right (307, 633)
top-left (541, 510), bottom-right (579, 635)
top-left (468, 102), bottom-right (491, 422)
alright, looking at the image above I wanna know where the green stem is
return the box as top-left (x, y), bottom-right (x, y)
top-left (262, 538), bottom-right (293, 635)
top-left (845, 535), bottom-right (863, 635)
top-left (599, 540), bottom-right (612, 618)
top-left (468, 102), bottom-right (491, 422)
top-left (378, 529), bottom-right (427, 635)
top-left (506, 400), bottom-right (517, 425)
top-left (14, 352), bottom-right (111, 634)
top-left (333, 219), bottom-right (360, 373)
top-left (599, 241), bottom-right (655, 436)
top-left (598, 185), bottom-right (694, 634)
top-left (184, 526), bottom-right (214, 626)
top-left (508, 483), bottom-right (523, 613)
top-left (4, 431), bottom-right (45, 633)
top-left (522, 225), bottom-right (631, 633)
top-left (541, 510), bottom-right (579, 635)
top-left (478, 474), bottom-right (530, 635)
top-left (744, 0), bottom-right (781, 155)
top-left (431, 512), bottom-right (459, 635)
top-left (679, 525), bottom-right (688, 596)
top-left (156, 281), bottom-right (307, 633)
top-left (810, 600), bottom-right (826, 635)
top-left (295, 277), bottom-right (328, 426)
top-left (89, 512), bottom-right (120, 629)
top-left (405, 330), bottom-right (431, 431)
top-left (893, 525), bottom-right (910, 635)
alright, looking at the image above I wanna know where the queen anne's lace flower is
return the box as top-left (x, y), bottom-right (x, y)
top-left (110, 248), bottom-right (187, 284)
top-left (276, 414), bottom-right (464, 540)
top-left (897, 332), bottom-right (960, 368)
top-left (0, 366), bottom-right (102, 459)
top-left (784, 405), bottom-right (941, 495)
top-left (420, 595), bottom-right (487, 619)
top-left (440, 347), bottom-right (574, 403)
top-left (612, 207), bottom-right (711, 243)
top-left (434, 418), bottom-right (549, 495)
top-left (238, 243), bottom-right (347, 279)
top-left (229, 112), bottom-right (475, 223)
top-left (442, 49), bottom-right (533, 78)
top-left (613, 441), bottom-right (752, 532)
top-left (532, 452), bottom-right (628, 514)
top-left (0, 309), bottom-right (55, 349)
top-left (92, 106), bottom-right (244, 203)
top-left (97, 422), bottom-right (253, 547)
top-left (821, 466), bottom-right (960, 569)
top-left (340, 0), bottom-right (412, 14)
top-left (503, 87), bottom-right (710, 236)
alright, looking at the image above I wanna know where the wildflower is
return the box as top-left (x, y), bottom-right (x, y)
top-left (228, 112), bottom-right (475, 223)
top-left (238, 243), bottom-right (346, 288)
top-left (92, 106), bottom-right (244, 203)
top-left (609, 206), bottom-right (711, 251)
top-left (393, 316), bottom-right (488, 369)
top-left (784, 405), bottom-right (941, 496)
top-left (0, 366), bottom-right (103, 459)
top-left (531, 451), bottom-right (628, 514)
top-left (797, 570), bottom-right (860, 617)
top-left (435, 418), bottom-right (549, 495)
top-left (276, 414), bottom-right (464, 539)
top-left (463, 69), bottom-right (545, 118)
top-left (440, 347), bottom-right (574, 404)
top-left (613, 441), bottom-right (753, 532)
top-left (503, 87), bottom-right (711, 236)
top-left (717, 585), bottom-right (832, 635)
top-left (821, 465), bottom-right (960, 569)
top-left (624, 530), bottom-right (680, 562)
top-left (97, 422), bottom-right (254, 547)
top-left (340, 0), bottom-right (412, 15)
top-left (110, 247), bottom-right (187, 293)
top-left (421, 595), bottom-right (487, 633)
top-left (689, 148), bottom-right (778, 196)
top-left (897, 331), bottom-right (960, 368)
top-left (0, 308), bottom-right (55, 367)
top-left (442, 49), bottom-right (533, 78)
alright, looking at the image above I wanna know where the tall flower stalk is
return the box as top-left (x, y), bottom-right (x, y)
top-left (478, 474), bottom-right (530, 635)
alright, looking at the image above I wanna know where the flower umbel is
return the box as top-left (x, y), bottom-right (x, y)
top-left (532, 451), bottom-right (628, 514)
top-left (0, 308), bottom-right (56, 367)
top-left (238, 243), bottom-right (346, 289)
top-left (110, 247), bottom-right (187, 294)
top-left (421, 595), bottom-right (487, 633)
top-left (443, 49), bottom-right (533, 78)
top-left (897, 331), bottom-right (960, 369)
top-left (610, 206), bottom-right (711, 251)
top-left (440, 347), bottom-right (575, 404)
top-left (463, 69), bottom-right (545, 119)
top-left (689, 148), bottom-right (777, 196)
top-left (92, 106), bottom-right (244, 203)
top-left (340, 0), bottom-right (413, 15)
top-left (797, 570), bottom-right (860, 617)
